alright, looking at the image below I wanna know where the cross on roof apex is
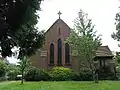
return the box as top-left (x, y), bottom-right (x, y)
top-left (58, 11), bottom-right (62, 19)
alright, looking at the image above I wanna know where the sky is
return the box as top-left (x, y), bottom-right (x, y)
top-left (37, 0), bottom-right (120, 51)
top-left (8, 0), bottom-right (120, 63)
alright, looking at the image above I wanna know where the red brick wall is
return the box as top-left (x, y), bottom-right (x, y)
top-left (45, 19), bottom-right (70, 66)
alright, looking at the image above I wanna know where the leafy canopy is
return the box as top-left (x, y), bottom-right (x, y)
top-left (0, 0), bottom-right (45, 59)
top-left (66, 10), bottom-right (101, 58)
top-left (112, 7), bottom-right (120, 46)
top-left (66, 9), bottom-right (101, 72)
top-left (0, 0), bottom-right (42, 39)
top-left (66, 9), bottom-right (101, 83)
top-left (111, 7), bottom-right (120, 73)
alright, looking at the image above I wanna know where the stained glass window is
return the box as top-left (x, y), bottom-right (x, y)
top-left (50, 43), bottom-right (54, 64)
top-left (57, 39), bottom-right (62, 65)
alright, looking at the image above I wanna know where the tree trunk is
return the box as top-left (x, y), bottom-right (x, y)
top-left (95, 73), bottom-right (99, 83)
top-left (88, 61), bottom-right (99, 83)
top-left (21, 70), bottom-right (24, 85)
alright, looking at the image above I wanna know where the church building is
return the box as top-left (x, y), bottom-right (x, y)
top-left (30, 11), bottom-right (115, 73)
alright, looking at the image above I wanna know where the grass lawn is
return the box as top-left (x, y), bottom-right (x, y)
top-left (0, 81), bottom-right (120, 90)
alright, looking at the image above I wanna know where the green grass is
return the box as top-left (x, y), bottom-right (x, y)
top-left (0, 81), bottom-right (120, 90)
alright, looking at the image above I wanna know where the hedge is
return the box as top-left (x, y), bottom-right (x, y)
top-left (24, 67), bottom-right (50, 81)
top-left (50, 67), bottom-right (74, 81)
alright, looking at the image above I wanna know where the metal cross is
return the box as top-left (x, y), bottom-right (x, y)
top-left (58, 11), bottom-right (62, 19)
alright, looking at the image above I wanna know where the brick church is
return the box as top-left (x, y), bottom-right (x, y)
top-left (30, 11), bottom-right (115, 73)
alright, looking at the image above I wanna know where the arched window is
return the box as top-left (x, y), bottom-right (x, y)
top-left (50, 43), bottom-right (54, 64)
top-left (58, 39), bottom-right (62, 65)
top-left (65, 43), bottom-right (70, 64)
top-left (58, 27), bottom-right (61, 35)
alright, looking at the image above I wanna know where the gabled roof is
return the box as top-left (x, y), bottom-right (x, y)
top-left (45, 19), bottom-right (71, 34)
top-left (96, 46), bottom-right (113, 57)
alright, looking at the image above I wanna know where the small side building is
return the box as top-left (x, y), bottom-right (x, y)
top-left (95, 46), bottom-right (115, 73)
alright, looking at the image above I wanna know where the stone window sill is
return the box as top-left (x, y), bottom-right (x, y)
top-left (65, 63), bottom-right (71, 66)
top-left (57, 64), bottom-right (63, 66)
top-left (48, 64), bottom-right (54, 66)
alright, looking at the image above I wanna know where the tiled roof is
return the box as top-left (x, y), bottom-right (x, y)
top-left (96, 46), bottom-right (113, 57)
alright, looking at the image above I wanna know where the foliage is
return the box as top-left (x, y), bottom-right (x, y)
top-left (112, 7), bottom-right (120, 43)
top-left (98, 66), bottom-right (116, 80)
top-left (50, 67), bottom-right (74, 81)
top-left (66, 10), bottom-right (101, 82)
top-left (0, 0), bottom-right (42, 39)
top-left (116, 65), bottom-right (120, 73)
top-left (0, 77), bottom-right (7, 82)
top-left (116, 67), bottom-right (120, 80)
top-left (0, 0), bottom-right (45, 60)
top-left (18, 56), bottom-right (30, 84)
top-left (79, 68), bottom-right (93, 81)
top-left (114, 52), bottom-right (120, 64)
top-left (72, 68), bottom-right (93, 81)
top-left (112, 6), bottom-right (120, 70)
top-left (7, 64), bottom-right (20, 80)
top-left (0, 60), bottom-right (7, 77)
top-left (14, 27), bottom-right (45, 59)
top-left (113, 52), bottom-right (120, 80)
top-left (25, 66), bottom-right (50, 81)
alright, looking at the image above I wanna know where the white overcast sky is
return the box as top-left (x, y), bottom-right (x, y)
top-left (8, 0), bottom-right (120, 63)
top-left (37, 0), bottom-right (120, 52)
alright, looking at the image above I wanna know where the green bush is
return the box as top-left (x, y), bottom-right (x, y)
top-left (50, 67), bottom-right (74, 81)
top-left (79, 69), bottom-right (93, 81)
top-left (0, 76), bottom-right (7, 81)
top-left (24, 67), bottom-right (50, 81)
top-left (0, 61), bottom-right (7, 77)
top-left (116, 65), bottom-right (120, 80)
top-left (98, 66), bottom-right (116, 80)
top-left (72, 69), bottom-right (93, 81)
top-left (7, 64), bottom-right (20, 80)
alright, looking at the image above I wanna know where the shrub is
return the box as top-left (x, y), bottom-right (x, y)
top-left (0, 77), bottom-right (7, 81)
top-left (98, 66), bottom-right (116, 80)
top-left (0, 61), bottom-right (7, 77)
top-left (24, 66), bottom-right (50, 81)
top-left (116, 65), bottom-right (120, 80)
top-left (79, 69), bottom-right (93, 81)
top-left (7, 64), bottom-right (20, 80)
top-left (50, 67), bottom-right (74, 81)
top-left (72, 69), bottom-right (93, 81)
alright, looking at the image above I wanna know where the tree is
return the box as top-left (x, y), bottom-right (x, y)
top-left (0, 0), bottom-right (44, 59)
top-left (111, 7), bottom-right (120, 78)
top-left (112, 7), bottom-right (120, 47)
top-left (66, 10), bottom-right (101, 83)
top-left (113, 52), bottom-right (120, 79)
top-left (18, 56), bottom-right (30, 84)
top-left (0, 0), bottom-right (42, 39)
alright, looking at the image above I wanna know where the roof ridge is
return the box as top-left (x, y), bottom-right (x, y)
top-left (45, 19), bottom-right (71, 34)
